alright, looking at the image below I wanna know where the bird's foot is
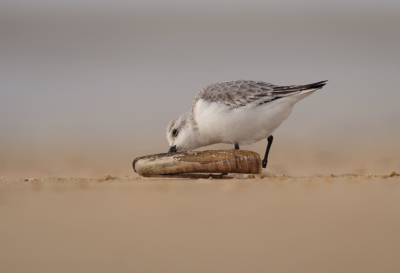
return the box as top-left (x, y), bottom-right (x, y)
top-left (262, 160), bottom-right (267, 168)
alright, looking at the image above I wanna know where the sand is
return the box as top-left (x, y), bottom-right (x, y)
top-left (0, 173), bottom-right (399, 272)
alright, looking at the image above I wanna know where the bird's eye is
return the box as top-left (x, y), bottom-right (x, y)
top-left (172, 129), bottom-right (178, 137)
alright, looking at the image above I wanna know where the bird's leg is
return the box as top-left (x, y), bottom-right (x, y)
top-left (262, 135), bottom-right (273, 168)
top-left (222, 143), bottom-right (240, 176)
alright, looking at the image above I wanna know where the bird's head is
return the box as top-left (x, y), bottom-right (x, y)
top-left (166, 112), bottom-right (198, 153)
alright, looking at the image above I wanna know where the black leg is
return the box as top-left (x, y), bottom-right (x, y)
top-left (262, 135), bottom-right (273, 168)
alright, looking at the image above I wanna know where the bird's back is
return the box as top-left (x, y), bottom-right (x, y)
top-left (191, 80), bottom-right (327, 146)
top-left (191, 80), bottom-right (327, 113)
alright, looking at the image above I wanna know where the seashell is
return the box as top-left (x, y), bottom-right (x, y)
top-left (133, 150), bottom-right (262, 177)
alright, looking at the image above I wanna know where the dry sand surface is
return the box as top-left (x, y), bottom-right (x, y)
top-left (0, 173), bottom-right (399, 272)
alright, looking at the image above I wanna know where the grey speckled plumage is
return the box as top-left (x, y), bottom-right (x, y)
top-left (191, 80), bottom-right (327, 112)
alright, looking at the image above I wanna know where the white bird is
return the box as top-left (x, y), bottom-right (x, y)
top-left (166, 80), bottom-right (327, 168)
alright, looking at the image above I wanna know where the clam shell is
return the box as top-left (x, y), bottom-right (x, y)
top-left (133, 150), bottom-right (262, 177)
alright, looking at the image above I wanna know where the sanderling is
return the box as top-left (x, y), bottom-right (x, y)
top-left (166, 80), bottom-right (327, 168)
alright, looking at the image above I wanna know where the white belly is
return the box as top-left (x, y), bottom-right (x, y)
top-left (194, 91), bottom-right (314, 146)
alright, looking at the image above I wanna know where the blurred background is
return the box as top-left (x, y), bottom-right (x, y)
top-left (1, 0), bottom-right (399, 178)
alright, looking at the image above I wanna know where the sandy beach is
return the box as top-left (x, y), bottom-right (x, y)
top-left (0, 174), bottom-right (399, 272)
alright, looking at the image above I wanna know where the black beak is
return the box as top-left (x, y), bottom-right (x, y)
top-left (168, 145), bottom-right (177, 153)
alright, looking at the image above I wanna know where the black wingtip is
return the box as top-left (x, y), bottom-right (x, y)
top-left (306, 80), bottom-right (328, 90)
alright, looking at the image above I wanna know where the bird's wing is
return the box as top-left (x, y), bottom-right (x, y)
top-left (192, 80), bottom-right (327, 108)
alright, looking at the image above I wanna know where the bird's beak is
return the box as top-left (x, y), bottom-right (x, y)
top-left (168, 145), bottom-right (177, 153)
